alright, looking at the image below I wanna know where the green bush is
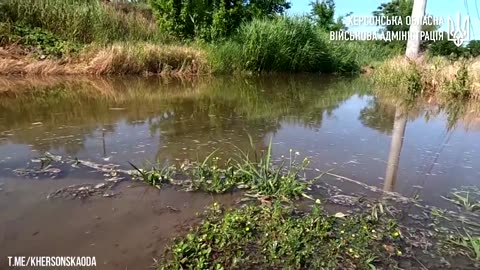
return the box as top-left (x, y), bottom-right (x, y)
top-left (8, 23), bottom-right (80, 57)
top-left (148, 0), bottom-right (290, 41)
top-left (467, 40), bottom-right (480, 58)
top-left (210, 17), bottom-right (360, 73)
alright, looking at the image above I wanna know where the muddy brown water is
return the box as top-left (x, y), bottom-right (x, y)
top-left (0, 75), bottom-right (480, 269)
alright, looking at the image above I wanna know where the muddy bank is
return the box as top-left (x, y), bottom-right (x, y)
top-left (0, 178), bottom-right (238, 270)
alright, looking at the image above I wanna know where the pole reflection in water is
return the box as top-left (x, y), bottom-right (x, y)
top-left (383, 106), bottom-right (407, 192)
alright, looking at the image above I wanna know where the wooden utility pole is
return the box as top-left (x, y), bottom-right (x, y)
top-left (405, 0), bottom-right (427, 59)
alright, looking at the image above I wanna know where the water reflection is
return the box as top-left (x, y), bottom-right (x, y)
top-left (383, 106), bottom-right (407, 192)
top-left (1, 76), bottom-right (480, 206)
top-left (0, 76), bottom-right (370, 161)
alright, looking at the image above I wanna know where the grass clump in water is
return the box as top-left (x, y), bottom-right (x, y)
top-left (187, 153), bottom-right (238, 194)
top-left (446, 231), bottom-right (480, 261)
top-left (129, 162), bottom-right (174, 189)
top-left (234, 146), bottom-right (313, 201)
top-left (130, 140), bottom-right (314, 201)
top-left (182, 139), bottom-right (313, 201)
top-left (442, 186), bottom-right (480, 212)
top-left (159, 202), bottom-right (402, 269)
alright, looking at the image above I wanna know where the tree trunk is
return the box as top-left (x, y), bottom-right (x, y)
top-left (405, 0), bottom-right (427, 59)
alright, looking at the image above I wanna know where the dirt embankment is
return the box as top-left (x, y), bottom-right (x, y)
top-left (0, 44), bottom-right (209, 76)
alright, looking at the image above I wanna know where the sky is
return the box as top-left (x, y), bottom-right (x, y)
top-left (288, 0), bottom-right (480, 40)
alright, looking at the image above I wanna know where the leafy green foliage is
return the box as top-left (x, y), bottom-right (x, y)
top-left (129, 162), bottom-right (174, 189)
top-left (160, 203), bottom-right (402, 269)
top-left (7, 23), bottom-right (80, 57)
top-left (148, 0), bottom-right (290, 41)
top-left (430, 38), bottom-right (480, 59)
top-left (373, 0), bottom-right (413, 33)
top-left (188, 154), bottom-right (238, 193)
top-left (429, 34), bottom-right (467, 59)
top-left (310, 0), bottom-right (348, 31)
top-left (467, 40), bottom-right (480, 58)
top-left (406, 62), bottom-right (423, 99)
top-left (373, 0), bottom-right (438, 50)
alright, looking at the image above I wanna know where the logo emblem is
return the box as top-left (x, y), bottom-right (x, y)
top-left (448, 13), bottom-right (470, 47)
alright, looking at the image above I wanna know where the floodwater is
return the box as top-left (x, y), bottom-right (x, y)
top-left (1, 76), bottom-right (479, 269)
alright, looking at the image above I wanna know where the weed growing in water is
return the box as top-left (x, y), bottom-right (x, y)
top-left (132, 139), bottom-right (315, 201)
top-left (129, 162), bottom-right (174, 189)
top-left (159, 202), bottom-right (402, 269)
top-left (446, 230), bottom-right (480, 261)
top-left (185, 152), bottom-right (238, 193)
top-left (442, 186), bottom-right (480, 212)
top-left (234, 145), bottom-right (313, 201)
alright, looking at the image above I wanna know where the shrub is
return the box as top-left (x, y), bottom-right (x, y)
top-left (7, 23), bottom-right (80, 57)
top-left (210, 17), bottom-right (360, 73)
top-left (148, 0), bottom-right (290, 41)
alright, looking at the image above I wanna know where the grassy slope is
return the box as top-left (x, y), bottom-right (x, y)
top-left (0, 0), bottom-right (397, 75)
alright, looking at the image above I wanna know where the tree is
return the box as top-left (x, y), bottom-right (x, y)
top-left (149, 0), bottom-right (290, 40)
top-left (373, 0), bottom-right (413, 33)
top-left (374, 0), bottom-right (435, 53)
top-left (428, 33), bottom-right (467, 59)
top-left (310, 0), bottom-right (348, 31)
top-left (467, 40), bottom-right (480, 57)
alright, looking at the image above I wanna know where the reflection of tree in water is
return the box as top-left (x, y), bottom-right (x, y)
top-left (364, 91), bottom-right (480, 192)
top-left (148, 76), bottom-right (371, 162)
top-left (0, 78), bottom-right (205, 155)
top-left (358, 98), bottom-right (396, 134)
top-left (0, 76), bottom-right (369, 159)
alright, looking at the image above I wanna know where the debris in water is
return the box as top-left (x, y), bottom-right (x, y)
top-left (48, 182), bottom-right (117, 200)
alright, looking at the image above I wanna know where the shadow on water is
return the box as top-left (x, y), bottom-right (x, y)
top-left (1, 75), bottom-right (480, 268)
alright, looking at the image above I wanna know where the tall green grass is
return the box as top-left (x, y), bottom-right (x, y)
top-left (0, 0), bottom-right (163, 43)
top-left (209, 17), bottom-right (366, 73)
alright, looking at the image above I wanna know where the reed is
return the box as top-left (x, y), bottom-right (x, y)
top-left (0, 0), bottom-right (163, 43)
top-left (208, 17), bottom-right (361, 73)
top-left (373, 56), bottom-right (480, 101)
